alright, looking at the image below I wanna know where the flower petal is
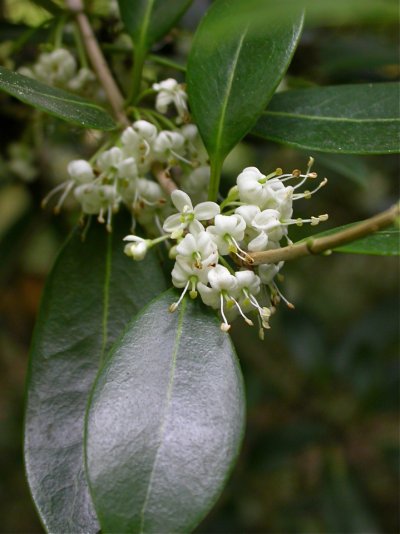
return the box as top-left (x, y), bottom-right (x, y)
top-left (163, 213), bottom-right (183, 233)
top-left (171, 189), bottom-right (193, 212)
top-left (193, 201), bottom-right (220, 220)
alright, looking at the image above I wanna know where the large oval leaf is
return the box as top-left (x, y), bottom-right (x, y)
top-left (24, 217), bottom-right (167, 533)
top-left (0, 66), bottom-right (116, 130)
top-left (118, 0), bottom-right (193, 50)
top-left (85, 289), bottom-right (245, 533)
top-left (187, 0), bottom-right (304, 167)
top-left (253, 83), bottom-right (400, 154)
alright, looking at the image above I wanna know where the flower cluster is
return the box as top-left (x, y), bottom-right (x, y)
top-left (42, 76), bottom-right (328, 336)
top-left (124, 158), bottom-right (328, 338)
top-left (19, 48), bottom-right (97, 95)
top-left (42, 79), bottom-right (209, 232)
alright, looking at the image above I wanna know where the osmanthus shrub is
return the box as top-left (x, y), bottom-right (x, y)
top-left (0, 0), bottom-right (398, 532)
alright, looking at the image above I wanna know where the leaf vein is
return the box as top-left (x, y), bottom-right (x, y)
top-left (213, 26), bottom-right (248, 160)
top-left (139, 297), bottom-right (187, 532)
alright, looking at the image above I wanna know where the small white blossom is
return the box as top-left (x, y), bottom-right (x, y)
top-left (153, 131), bottom-right (185, 163)
top-left (67, 159), bottom-right (94, 184)
top-left (197, 265), bottom-right (239, 331)
top-left (206, 214), bottom-right (246, 257)
top-left (123, 235), bottom-right (150, 261)
top-left (153, 78), bottom-right (188, 120)
top-left (163, 190), bottom-right (220, 238)
top-left (175, 228), bottom-right (218, 269)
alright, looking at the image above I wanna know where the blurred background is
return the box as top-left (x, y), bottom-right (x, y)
top-left (0, 0), bottom-right (398, 532)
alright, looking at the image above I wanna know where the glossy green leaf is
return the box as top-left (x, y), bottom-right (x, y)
top-left (253, 83), bottom-right (400, 154)
top-left (85, 289), bottom-right (245, 534)
top-left (24, 217), bottom-right (167, 533)
top-left (118, 0), bottom-right (193, 50)
top-left (304, 224), bottom-right (400, 256)
top-left (187, 0), bottom-right (304, 168)
top-left (0, 66), bottom-right (116, 130)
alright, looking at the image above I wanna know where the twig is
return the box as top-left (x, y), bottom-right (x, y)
top-left (66, 0), bottom-right (128, 125)
top-left (248, 203), bottom-right (400, 266)
top-left (152, 163), bottom-right (178, 195)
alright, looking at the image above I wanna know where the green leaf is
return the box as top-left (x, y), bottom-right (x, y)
top-left (24, 216), bottom-right (167, 533)
top-left (253, 83), bottom-right (400, 154)
top-left (187, 0), bottom-right (304, 173)
top-left (85, 289), bottom-right (245, 534)
top-left (0, 66), bottom-right (116, 130)
top-left (305, 223), bottom-right (400, 256)
top-left (118, 0), bottom-right (193, 50)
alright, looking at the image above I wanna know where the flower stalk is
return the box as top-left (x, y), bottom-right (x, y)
top-left (65, 0), bottom-right (128, 125)
top-left (248, 203), bottom-right (399, 266)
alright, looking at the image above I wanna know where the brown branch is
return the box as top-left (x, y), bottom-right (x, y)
top-left (152, 163), bottom-right (178, 195)
top-left (248, 203), bottom-right (400, 266)
top-left (66, 0), bottom-right (128, 126)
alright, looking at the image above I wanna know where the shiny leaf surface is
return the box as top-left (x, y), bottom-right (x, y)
top-left (187, 0), bottom-right (304, 167)
top-left (0, 66), bottom-right (115, 130)
top-left (86, 289), bottom-right (245, 533)
top-left (24, 217), bottom-right (167, 533)
top-left (253, 83), bottom-right (400, 154)
top-left (118, 0), bottom-right (193, 50)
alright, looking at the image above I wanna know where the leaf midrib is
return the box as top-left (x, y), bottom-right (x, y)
top-left (137, 0), bottom-right (155, 53)
top-left (100, 232), bottom-right (113, 363)
top-left (262, 110), bottom-right (399, 123)
top-left (212, 26), bottom-right (248, 161)
top-left (138, 297), bottom-right (187, 533)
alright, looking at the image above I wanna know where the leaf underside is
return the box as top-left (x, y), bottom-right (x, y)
top-left (24, 216), bottom-right (167, 533)
top-left (85, 289), bottom-right (246, 534)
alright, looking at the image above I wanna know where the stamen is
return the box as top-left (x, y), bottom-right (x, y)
top-left (230, 237), bottom-right (254, 264)
top-left (98, 208), bottom-right (105, 224)
top-left (271, 282), bottom-right (295, 309)
top-left (231, 297), bottom-right (254, 326)
top-left (41, 181), bottom-right (69, 208)
top-left (293, 178), bottom-right (328, 199)
top-left (106, 205), bottom-right (113, 232)
top-left (53, 182), bottom-right (74, 214)
top-left (170, 150), bottom-right (194, 166)
top-left (189, 276), bottom-right (198, 299)
top-left (220, 294), bottom-right (231, 332)
top-left (169, 280), bottom-right (190, 312)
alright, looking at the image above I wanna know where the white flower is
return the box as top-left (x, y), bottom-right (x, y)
top-left (132, 120), bottom-right (158, 142)
top-left (67, 159), bottom-right (94, 184)
top-left (121, 125), bottom-right (154, 173)
top-left (153, 78), bottom-right (188, 119)
top-left (235, 205), bottom-right (260, 226)
top-left (252, 208), bottom-right (285, 242)
top-left (197, 265), bottom-right (239, 331)
top-left (74, 183), bottom-right (103, 214)
top-left (67, 67), bottom-right (96, 92)
top-left (96, 147), bottom-right (123, 173)
top-left (206, 214), bottom-right (246, 256)
top-left (121, 126), bottom-right (142, 155)
top-left (176, 228), bottom-right (218, 269)
top-left (136, 178), bottom-right (164, 204)
top-left (123, 235), bottom-right (150, 261)
top-left (258, 262), bottom-right (284, 285)
top-left (169, 254), bottom-right (212, 312)
top-left (116, 157), bottom-right (138, 180)
top-left (163, 190), bottom-right (220, 238)
top-left (35, 49), bottom-right (77, 85)
top-left (234, 270), bottom-right (271, 331)
top-left (237, 167), bottom-right (269, 207)
top-left (153, 131), bottom-right (185, 162)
